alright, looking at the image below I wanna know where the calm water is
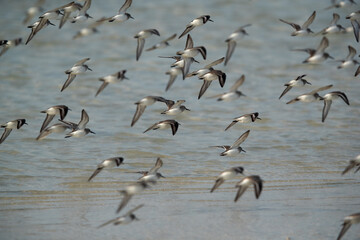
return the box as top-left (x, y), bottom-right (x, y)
top-left (0, 0), bottom-right (359, 239)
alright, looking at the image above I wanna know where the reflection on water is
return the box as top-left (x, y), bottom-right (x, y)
top-left (1, 0), bottom-right (360, 239)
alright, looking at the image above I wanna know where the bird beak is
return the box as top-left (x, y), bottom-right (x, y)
top-left (87, 67), bottom-right (92, 71)
top-left (90, 130), bottom-right (96, 134)
top-left (241, 149), bottom-right (246, 153)
top-left (209, 19), bottom-right (214, 22)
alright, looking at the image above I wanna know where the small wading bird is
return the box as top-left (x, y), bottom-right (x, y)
top-left (88, 157), bottom-right (124, 182)
top-left (95, 70), bottom-right (128, 97)
top-left (98, 204), bottom-right (144, 228)
top-left (279, 11), bottom-right (316, 36)
top-left (212, 130), bottom-right (250, 157)
top-left (341, 154), bottom-right (360, 175)
top-left (279, 74), bottom-right (311, 99)
top-left (0, 119), bottom-right (27, 144)
top-left (61, 58), bottom-right (92, 92)
top-left (208, 74), bottom-right (246, 101)
top-left (224, 24), bottom-right (251, 65)
top-left (60, 109), bottom-right (95, 138)
top-left (336, 212), bottom-right (360, 240)
top-left (39, 105), bottom-right (70, 132)
top-left (224, 112), bottom-right (261, 131)
top-left (134, 29), bottom-right (160, 61)
top-left (321, 91), bottom-right (349, 122)
top-left (210, 166), bottom-right (244, 193)
top-left (234, 175), bottom-right (264, 202)
top-left (143, 119), bottom-right (180, 136)
top-left (178, 15), bottom-right (213, 39)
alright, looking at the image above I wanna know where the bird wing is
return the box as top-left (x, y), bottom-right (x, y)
top-left (210, 178), bottom-right (225, 193)
top-left (78, 109), bottom-right (90, 129)
top-left (119, 0), bottom-right (132, 13)
top-left (230, 130), bottom-right (250, 148)
top-left (95, 80), bottom-right (109, 97)
top-left (224, 121), bottom-right (238, 131)
top-left (131, 104), bottom-right (146, 127)
top-left (224, 40), bottom-right (236, 66)
top-left (149, 157), bottom-right (163, 174)
top-left (136, 38), bottom-right (145, 61)
top-left (204, 57), bottom-right (224, 69)
top-left (0, 128), bottom-right (12, 144)
top-left (143, 122), bottom-right (158, 133)
top-left (198, 80), bottom-right (212, 99)
top-left (60, 74), bottom-right (76, 92)
top-left (309, 84), bottom-right (333, 95)
top-left (40, 114), bottom-right (55, 132)
top-left (88, 167), bottom-right (103, 182)
top-left (302, 11), bottom-right (316, 29)
top-left (116, 193), bottom-right (132, 214)
top-left (229, 74), bottom-right (245, 92)
top-left (74, 57), bottom-right (90, 66)
top-left (279, 85), bottom-right (293, 99)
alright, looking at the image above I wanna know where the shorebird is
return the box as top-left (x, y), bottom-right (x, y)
top-left (0, 38), bottom-right (22, 57)
top-left (234, 175), bottom-right (264, 202)
top-left (39, 105), bottom-right (70, 132)
top-left (342, 154), bottom-right (360, 175)
top-left (224, 24), bottom-right (251, 65)
top-left (212, 130), bottom-right (250, 157)
top-left (292, 37), bottom-right (333, 64)
top-left (178, 15), bottom-right (213, 39)
top-left (88, 157), bottom-right (124, 181)
top-left (279, 74), bottom-right (311, 99)
top-left (208, 74), bottom-right (246, 101)
top-left (210, 166), bottom-right (244, 193)
top-left (224, 112), bottom-right (261, 131)
top-left (143, 120), bottom-right (180, 136)
top-left (336, 212), bottom-right (360, 240)
top-left (130, 96), bottom-right (170, 127)
top-left (0, 119), bottom-right (27, 144)
top-left (286, 85), bottom-right (333, 104)
top-left (61, 58), bottom-right (92, 92)
top-left (134, 29), bottom-right (160, 61)
top-left (322, 91), bottom-right (349, 122)
top-left (98, 204), bottom-right (144, 228)
top-left (279, 11), bottom-right (316, 36)
top-left (95, 70), bottom-right (128, 97)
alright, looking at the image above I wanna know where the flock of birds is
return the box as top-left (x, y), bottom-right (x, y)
top-left (1, 0), bottom-right (360, 239)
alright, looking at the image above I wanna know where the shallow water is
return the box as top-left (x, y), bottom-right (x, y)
top-left (0, 0), bottom-right (360, 239)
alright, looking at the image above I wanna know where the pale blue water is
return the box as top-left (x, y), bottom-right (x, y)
top-left (0, 0), bottom-right (359, 239)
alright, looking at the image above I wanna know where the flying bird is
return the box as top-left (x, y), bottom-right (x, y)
top-left (178, 15), bottom-right (213, 39)
top-left (212, 130), bottom-right (250, 156)
top-left (234, 175), bottom-right (264, 202)
top-left (134, 29), bottom-right (160, 61)
top-left (292, 37), bottom-right (333, 64)
top-left (98, 204), bottom-right (144, 228)
top-left (0, 38), bottom-right (22, 57)
top-left (208, 74), bottom-right (246, 101)
top-left (336, 212), bottom-right (360, 240)
top-left (131, 96), bottom-right (170, 127)
top-left (146, 33), bottom-right (177, 51)
top-left (279, 11), bottom-right (316, 36)
top-left (286, 85), bottom-right (333, 104)
top-left (39, 105), bottom-right (70, 132)
top-left (342, 154), bottom-right (360, 175)
top-left (210, 166), bottom-right (244, 193)
top-left (88, 157), bottom-right (124, 181)
top-left (224, 24), bottom-right (251, 65)
top-left (224, 112), bottom-right (261, 131)
top-left (0, 119), bottom-right (27, 144)
top-left (143, 120), bottom-right (180, 136)
top-left (117, 182), bottom-right (150, 213)
top-left (99, 0), bottom-right (133, 23)
top-left (95, 70), bottom-right (128, 97)
top-left (279, 74), bottom-right (311, 99)
top-left (322, 91), bottom-right (349, 122)
top-left (61, 58), bottom-right (92, 92)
